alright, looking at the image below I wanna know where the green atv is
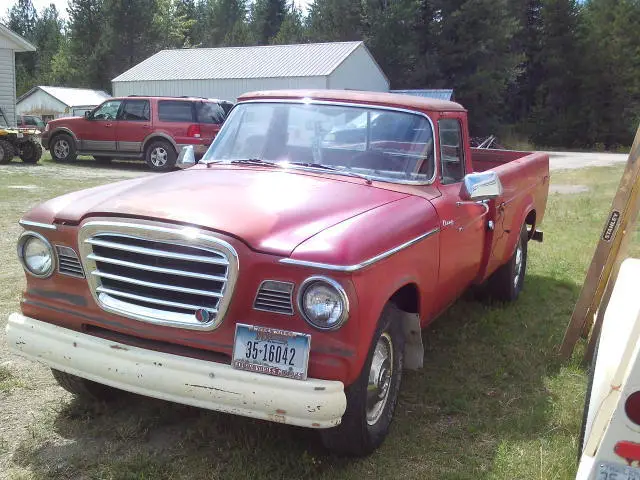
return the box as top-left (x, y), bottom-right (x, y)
top-left (0, 108), bottom-right (43, 164)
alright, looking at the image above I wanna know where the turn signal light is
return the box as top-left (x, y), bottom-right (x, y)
top-left (187, 125), bottom-right (201, 138)
top-left (625, 391), bottom-right (640, 425)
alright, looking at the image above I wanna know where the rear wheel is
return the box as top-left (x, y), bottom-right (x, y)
top-left (487, 224), bottom-right (528, 301)
top-left (320, 303), bottom-right (405, 456)
top-left (51, 133), bottom-right (77, 162)
top-left (19, 140), bottom-right (42, 163)
top-left (145, 140), bottom-right (177, 172)
top-left (0, 139), bottom-right (14, 164)
top-left (51, 369), bottom-right (122, 402)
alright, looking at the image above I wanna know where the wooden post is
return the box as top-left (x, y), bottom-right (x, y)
top-left (559, 126), bottom-right (640, 361)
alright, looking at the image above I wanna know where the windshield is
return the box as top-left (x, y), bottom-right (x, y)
top-left (202, 102), bottom-right (435, 183)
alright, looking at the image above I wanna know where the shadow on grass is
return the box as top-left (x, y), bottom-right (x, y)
top-left (11, 273), bottom-right (580, 479)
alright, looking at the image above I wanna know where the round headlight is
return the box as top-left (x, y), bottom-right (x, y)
top-left (18, 232), bottom-right (54, 278)
top-left (298, 276), bottom-right (349, 330)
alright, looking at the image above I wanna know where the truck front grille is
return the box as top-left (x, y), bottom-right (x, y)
top-left (78, 220), bottom-right (238, 330)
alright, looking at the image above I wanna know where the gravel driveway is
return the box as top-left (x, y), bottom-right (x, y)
top-left (547, 151), bottom-right (628, 171)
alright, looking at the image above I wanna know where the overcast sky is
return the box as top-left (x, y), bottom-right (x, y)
top-left (15, 0), bottom-right (312, 19)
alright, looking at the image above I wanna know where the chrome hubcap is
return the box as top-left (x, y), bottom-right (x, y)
top-left (513, 239), bottom-right (523, 289)
top-left (366, 332), bottom-right (393, 425)
top-left (54, 140), bottom-right (69, 158)
top-left (150, 147), bottom-right (168, 167)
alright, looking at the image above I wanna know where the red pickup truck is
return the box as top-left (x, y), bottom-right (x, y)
top-left (7, 90), bottom-right (549, 456)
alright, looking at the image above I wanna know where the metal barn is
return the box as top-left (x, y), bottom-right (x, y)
top-left (112, 42), bottom-right (389, 101)
top-left (16, 86), bottom-right (111, 122)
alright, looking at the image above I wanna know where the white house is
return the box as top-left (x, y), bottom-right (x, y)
top-left (112, 41), bottom-right (390, 100)
top-left (16, 86), bottom-right (111, 122)
top-left (0, 23), bottom-right (35, 127)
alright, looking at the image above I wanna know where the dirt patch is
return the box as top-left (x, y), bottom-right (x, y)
top-left (549, 184), bottom-right (589, 194)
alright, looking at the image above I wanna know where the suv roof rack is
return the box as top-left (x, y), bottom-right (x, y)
top-left (126, 95), bottom-right (233, 103)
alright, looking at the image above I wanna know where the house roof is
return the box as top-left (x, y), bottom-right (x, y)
top-left (239, 89), bottom-right (465, 112)
top-left (17, 86), bottom-right (111, 107)
top-left (391, 89), bottom-right (455, 101)
top-left (0, 23), bottom-right (36, 52)
top-left (112, 41), bottom-right (370, 83)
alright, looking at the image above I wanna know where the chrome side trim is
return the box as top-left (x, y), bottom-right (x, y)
top-left (280, 227), bottom-right (440, 272)
top-left (210, 99), bottom-right (438, 186)
top-left (19, 220), bottom-right (57, 230)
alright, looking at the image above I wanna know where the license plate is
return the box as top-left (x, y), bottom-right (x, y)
top-left (598, 462), bottom-right (640, 480)
top-left (232, 324), bottom-right (310, 380)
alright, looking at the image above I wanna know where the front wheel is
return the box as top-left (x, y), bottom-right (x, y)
top-left (320, 303), bottom-right (405, 456)
top-left (51, 369), bottom-right (122, 402)
top-left (50, 133), bottom-right (77, 162)
top-left (20, 140), bottom-right (43, 163)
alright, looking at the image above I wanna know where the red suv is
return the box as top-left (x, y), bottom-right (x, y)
top-left (41, 96), bottom-right (232, 171)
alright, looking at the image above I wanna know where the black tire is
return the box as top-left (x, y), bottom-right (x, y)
top-left (488, 224), bottom-right (528, 301)
top-left (320, 303), bottom-right (405, 456)
top-left (578, 336), bottom-right (600, 463)
top-left (0, 139), bottom-right (15, 164)
top-left (51, 369), bottom-right (121, 402)
top-left (145, 140), bottom-right (177, 172)
top-left (50, 133), bottom-right (77, 162)
top-left (19, 140), bottom-right (42, 163)
top-left (94, 156), bottom-right (113, 164)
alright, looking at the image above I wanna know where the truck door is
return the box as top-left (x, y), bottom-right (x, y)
top-left (78, 99), bottom-right (122, 152)
top-left (430, 117), bottom-right (488, 313)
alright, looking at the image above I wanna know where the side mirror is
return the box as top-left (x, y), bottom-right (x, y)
top-left (84, 111), bottom-right (91, 119)
top-left (460, 171), bottom-right (503, 201)
top-left (177, 145), bottom-right (196, 169)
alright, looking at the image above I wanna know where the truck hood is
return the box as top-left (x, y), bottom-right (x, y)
top-left (27, 167), bottom-right (408, 256)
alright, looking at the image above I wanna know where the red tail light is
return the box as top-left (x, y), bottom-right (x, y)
top-left (625, 391), bottom-right (640, 425)
top-left (187, 125), bottom-right (201, 138)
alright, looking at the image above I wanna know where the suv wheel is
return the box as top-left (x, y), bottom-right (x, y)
top-left (145, 140), bottom-right (177, 172)
top-left (51, 134), bottom-right (77, 162)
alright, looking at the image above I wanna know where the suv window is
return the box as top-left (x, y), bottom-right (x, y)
top-left (120, 100), bottom-right (150, 121)
top-left (92, 100), bottom-right (122, 121)
top-left (158, 101), bottom-right (194, 122)
top-left (439, 119), bottom-right (465, 184)
top-left (196, 102), bottom-right (225, 124)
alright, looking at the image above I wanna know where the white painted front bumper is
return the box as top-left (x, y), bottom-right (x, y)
top-left (6, 313), bottom-right (346, 428)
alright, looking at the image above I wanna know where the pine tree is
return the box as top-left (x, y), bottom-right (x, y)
top-left (306, 0), bottom-right (364, 42)
top-left (272, 3), bottom-right (306, 45)
top-left (249, 0), bottom-right (287, 44)
top-left (529, 0), bottom-right (585, 147)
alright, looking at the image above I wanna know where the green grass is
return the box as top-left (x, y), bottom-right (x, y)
top-left (0, 161), bottom-right (635, 479)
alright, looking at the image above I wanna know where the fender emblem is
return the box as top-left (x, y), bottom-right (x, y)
top-left (195, 309), bottom-right (212, 323)
top-left (442, 219), bottom-right (455, 228)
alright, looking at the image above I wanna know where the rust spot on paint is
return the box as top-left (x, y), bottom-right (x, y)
top-left (110, 344), bottom-right (128, 351)
top-left (73, 342), bottom-right (77, 347)
top-left (153, 362), bottom-right (163, 367)
top-left (276, 409), bottom-right (286, 414)
top-left (314, 386), bottom-right (326, 391)
top-left (312, 423), bottom-right (321, 427)
top-left (185, 383), bottom-right (240, 395)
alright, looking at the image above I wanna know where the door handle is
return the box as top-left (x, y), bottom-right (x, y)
top-left (142, 124), bottom-right (151, 128)
top-left (105, 123), bottom-right (112, 127)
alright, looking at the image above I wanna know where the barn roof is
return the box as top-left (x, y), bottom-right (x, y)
top-left (17, 86), bottom-right (111, 107)
top-left (0, 23), bottom-right (36, 52)
top-left (112, 42), bottom-right (374, 82)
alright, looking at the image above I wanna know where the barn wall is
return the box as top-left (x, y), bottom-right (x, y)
top-left (327, 44), bottom-right (389, 92)
top-left (16, 89), bottom-right (68, 117)
top-left (112, 76), bottom-right (328, 101)
top-left (0, 48), bottom-right (16, 126)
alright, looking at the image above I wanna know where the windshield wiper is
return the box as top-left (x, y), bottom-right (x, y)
top-left (230, 158), bottom-right (280, 168)
top-left (287, 162), bottom-right (373, 185)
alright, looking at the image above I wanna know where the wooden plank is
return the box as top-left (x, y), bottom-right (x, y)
top-left (559, 126), bottom-right (640, 360)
